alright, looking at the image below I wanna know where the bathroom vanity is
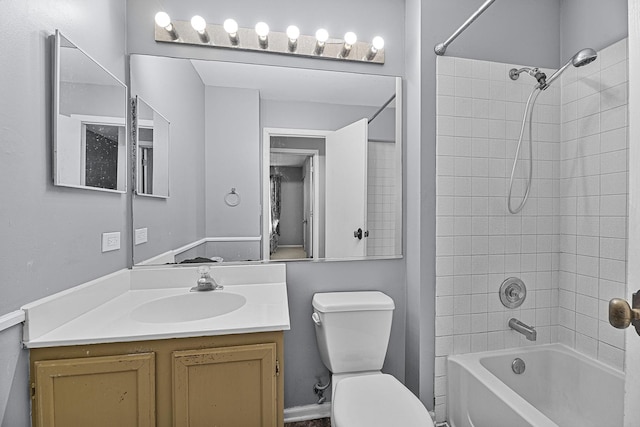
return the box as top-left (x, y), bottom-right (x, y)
top-left (22, 264), bottom-right (290, 427)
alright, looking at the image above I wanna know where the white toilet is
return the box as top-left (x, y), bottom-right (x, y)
top-left (312, 291), bottom-right (435, 427)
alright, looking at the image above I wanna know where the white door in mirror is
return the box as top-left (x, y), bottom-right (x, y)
top-left (325, 119), bottom-right (368, 258)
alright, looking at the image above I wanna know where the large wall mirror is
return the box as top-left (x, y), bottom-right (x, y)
top-left (130, 54), bottom-right (402, 265)
top-left (53, 30), bottom-right (128, 193)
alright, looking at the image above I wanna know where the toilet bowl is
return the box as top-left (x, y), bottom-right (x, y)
top-left (312, 291), bottom-right (434, 427)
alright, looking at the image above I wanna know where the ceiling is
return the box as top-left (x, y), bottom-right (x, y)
top-left (191, 59), bottom-right (396, 108)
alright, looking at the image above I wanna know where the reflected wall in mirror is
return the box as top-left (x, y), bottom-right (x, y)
top-left (53, 30), bottom-right (128, 193)
top-left (130, 54), bottom-right (402, 265)
top-left (134, 96), bottom-right (170, 198)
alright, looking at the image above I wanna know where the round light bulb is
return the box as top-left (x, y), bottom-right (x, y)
top-left (315, 28), bottom-right (329, 43)
top-left (344, 32), bottom-right (357, 46)
top-left (255, 22), bottom-right (270, 38)
top-left (223, 18), bottom-right (238, 34)
top-left (286, 25), bottom-right (300, 41)
top-left (190, 15), bottom-right (207, 32)
top-left (154, 11), bottom-right (172, 28)
top-left (372, 36), bottom-right (385, 50)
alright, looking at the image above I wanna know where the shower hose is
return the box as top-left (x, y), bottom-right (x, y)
top-left (507, 87), bottom-right (542, 214)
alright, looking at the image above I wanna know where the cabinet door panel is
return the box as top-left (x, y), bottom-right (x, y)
top-left (34, 352), bottom-right (155, 427)
top-left (173, 343), bottom-right (277, 427)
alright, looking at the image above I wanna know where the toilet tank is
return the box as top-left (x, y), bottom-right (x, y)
top-left (312, 291), bottom-right (395, 374)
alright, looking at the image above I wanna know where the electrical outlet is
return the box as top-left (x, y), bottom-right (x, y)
top-left (102, 232), bottom-right (121, 252)
top-left (135, 227), bottom-right (148, 245)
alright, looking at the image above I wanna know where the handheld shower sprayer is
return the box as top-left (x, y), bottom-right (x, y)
top-left (508, 48), bottom-right (598, 91)
top-left (506, 48), bottom-right (597, 214)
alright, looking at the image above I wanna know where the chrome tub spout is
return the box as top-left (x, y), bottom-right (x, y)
top-left (508, 318), bottom-right (537, 341)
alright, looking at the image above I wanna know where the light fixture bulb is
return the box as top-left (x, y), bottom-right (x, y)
top-left (315, 28), bottom-right (329, 43)
top-left (372, 36), bottom-right (385, 50)
top-left (155, 11), bottom-right (172, 28)
top-left (223, 18), bottom-right (238, 35)
top-left (344, 32), bottom-right (357, 46)
top-left (255, 22), bottom-right (270, 38)
top-left (190, 15), bottom-right (207, 33)
top-left (286, 25), bottom-right (300, 41)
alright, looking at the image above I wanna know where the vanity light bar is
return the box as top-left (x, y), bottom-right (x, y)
top-left (154, 14), bottom-right (385, 64)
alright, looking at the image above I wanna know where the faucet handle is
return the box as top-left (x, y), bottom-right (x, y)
top-left (198, 265), bottom-right (211, 276)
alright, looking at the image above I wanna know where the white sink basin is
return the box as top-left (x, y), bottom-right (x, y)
top-left (130, 291), bottom-right (247, 323)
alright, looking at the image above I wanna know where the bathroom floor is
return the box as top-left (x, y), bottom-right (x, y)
top-left (270, 246), bottom-right (308, 259)
top-left (285, 418), bottom-right (331, 427)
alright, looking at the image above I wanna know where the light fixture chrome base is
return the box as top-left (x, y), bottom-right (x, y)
top-left (155, 20), bottom-right (385, 64)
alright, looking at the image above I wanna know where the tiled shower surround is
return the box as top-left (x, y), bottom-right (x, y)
top-left (434, 39), bottom-right (628, 422)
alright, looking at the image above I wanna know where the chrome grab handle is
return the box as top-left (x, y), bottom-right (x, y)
top-left (609, 290), bottom-right (640, 336)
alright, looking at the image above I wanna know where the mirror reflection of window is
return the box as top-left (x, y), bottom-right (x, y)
top-left (82, 123), bottom-right (124, 190)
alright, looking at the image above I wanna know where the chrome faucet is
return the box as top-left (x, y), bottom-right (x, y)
top-left (190, 266), bottom-right (223, 292)
top-left (508, 318), bottom-right (537, 341)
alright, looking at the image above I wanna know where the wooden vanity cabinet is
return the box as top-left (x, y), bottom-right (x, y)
top-left (30, 331), bottom-right (284, 427)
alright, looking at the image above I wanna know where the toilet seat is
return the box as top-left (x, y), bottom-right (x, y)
top-left (333, 374), bottom-right (434, 427)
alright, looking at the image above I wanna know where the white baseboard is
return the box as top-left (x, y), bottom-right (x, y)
top-left (284, 403), bottom-right (331, 422)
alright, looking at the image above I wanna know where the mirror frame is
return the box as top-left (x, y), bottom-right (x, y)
top-left (52, 30), bottom-right (128, 193)
top-left (129, 54), bottom-right (404, 266)
top-left (261, 76), bottom-right (402, 261)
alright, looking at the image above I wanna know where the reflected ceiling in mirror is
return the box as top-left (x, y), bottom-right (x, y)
top-left (130, 54), bottom-right (401, 266)
top-left (53, 30), bottom-right (128, 193)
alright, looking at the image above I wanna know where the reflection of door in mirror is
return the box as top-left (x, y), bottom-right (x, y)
top-left (265, 120), bottom-right (372, 261)
top-left (269, 146), bottom-right (321, 260)
top-left (325, 119), bottom-right (368, 259)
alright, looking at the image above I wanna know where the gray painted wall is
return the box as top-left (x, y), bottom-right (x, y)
top-left (560, 0), bottom-right (628, 62)
top-left (205, 86), bottom-right (262, 238)
top-left (1, 0), bottom-right (127, 423)
top-left (131, 55), bottom-right (206, 264)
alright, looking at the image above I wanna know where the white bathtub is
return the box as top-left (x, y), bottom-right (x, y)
top-left (447, 344), bottom-right (624, 427)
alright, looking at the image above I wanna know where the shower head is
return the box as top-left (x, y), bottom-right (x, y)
top-left (572, 48), bottom-right (598, 67)
top-left (542, 48), bottom-right (598, 89)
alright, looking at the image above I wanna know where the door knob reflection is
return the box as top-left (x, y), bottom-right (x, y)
top-left (609, 290), bottom-right (640, 336)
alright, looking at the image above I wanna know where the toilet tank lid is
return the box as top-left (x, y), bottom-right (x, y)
top-left (312, 291), bottom-right (395, 313)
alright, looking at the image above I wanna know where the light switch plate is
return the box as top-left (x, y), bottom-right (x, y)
top-left (102, 232), bottom-right (121, 252)
top-left (135, 228), bottom-right (148, 245)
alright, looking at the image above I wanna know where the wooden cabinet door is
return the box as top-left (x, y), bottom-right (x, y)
top-left (173, 343), bottom-right (278, 427)
top-left (33, 352), bottom-right (155, 427)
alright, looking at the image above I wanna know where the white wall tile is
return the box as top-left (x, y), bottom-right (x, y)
top-left (435, 44), bottom-right (627, 407)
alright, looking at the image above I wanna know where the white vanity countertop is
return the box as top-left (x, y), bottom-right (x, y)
top-left (22, 264), bottom-right (290, 348)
